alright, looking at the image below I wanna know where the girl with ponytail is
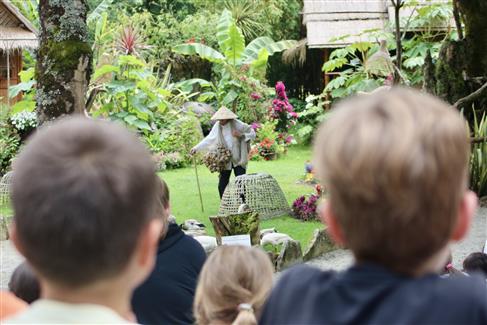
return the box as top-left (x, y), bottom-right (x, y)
top-left (194, 246), bottom-right (274, 325)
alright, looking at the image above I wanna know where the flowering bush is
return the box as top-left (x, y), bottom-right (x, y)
top-left (292, 194), bottom-right (319, 221)
top-left (152, 151), bottom-right (186, 171)
top-left (292, 184), bottom-right (323, 221)
top-left (10, 111), bottom-right (37, 132)
top-left (249, 121), bottom-right (285, 161)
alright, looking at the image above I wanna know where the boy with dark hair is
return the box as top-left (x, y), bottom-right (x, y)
top-left (6, 117), bottom-right (162, 323)
top-left (9, 262), bottom-right (40, 304)
top-left (463, 252), bottom-right (487, 278)
top-left (132, 177), bottom-right (206, 324)
top-left (260, 88), bottom-right (487, 324)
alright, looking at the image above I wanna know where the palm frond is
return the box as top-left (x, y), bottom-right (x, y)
top-left (282, 38), bottom-right (308, 66)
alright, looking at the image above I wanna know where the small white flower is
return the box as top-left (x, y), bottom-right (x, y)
top-left (10, 111), bottom-right (37, 131)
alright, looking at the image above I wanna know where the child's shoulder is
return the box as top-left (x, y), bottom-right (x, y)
top-left (434, 274), bottom-right (487, 301)
top-left (276, 264), bottom-right (337, 293)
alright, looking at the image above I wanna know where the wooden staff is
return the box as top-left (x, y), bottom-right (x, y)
top-left (193, 156), bottom-right (204, 212)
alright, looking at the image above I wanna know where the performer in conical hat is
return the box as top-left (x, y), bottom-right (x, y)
top-left (191, 106), bottom-right (256, 199)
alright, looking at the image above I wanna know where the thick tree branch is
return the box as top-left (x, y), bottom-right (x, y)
top-left (391, 0), bottom-right (404, 83)
top-left (452, 0), bottom-right (464, 40)
top-left (454, 82), bottom-right (487, 108)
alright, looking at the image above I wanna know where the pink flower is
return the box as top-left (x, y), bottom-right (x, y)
top-left (275, 81), bottom-right (288, 101)
top-left (251, 122), bottom-right (261, 130)
top-left (290, 111), bottom-right (298, 118)
top-left (250, 92), bottom-right (262, 100)
top-left (285, 135), bottom-right (293, 144)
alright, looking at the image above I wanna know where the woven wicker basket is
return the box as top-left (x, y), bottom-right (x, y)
top-left (219, 173), bottom-right (291, 219)
top-left (0, 171), bottom-right (14, 218)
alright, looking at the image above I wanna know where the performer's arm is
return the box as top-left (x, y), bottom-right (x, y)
top-left (192, 122), bottom-right (218, 153)
top-left (239, 121), bottom-right (256, 142)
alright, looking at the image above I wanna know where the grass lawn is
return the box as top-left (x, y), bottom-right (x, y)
top-left (160, 145), bottom-right (323, 249)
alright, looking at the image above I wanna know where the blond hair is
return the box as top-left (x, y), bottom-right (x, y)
top-left (194, 246), bottom-right (273, 325)
top-left (314, 87), bottom-right (470, 274)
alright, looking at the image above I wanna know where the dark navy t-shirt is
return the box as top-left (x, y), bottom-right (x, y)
top-left (260, 263), bottom-right (487, 325)
top-left (132, 223), bottom-right (206, 325)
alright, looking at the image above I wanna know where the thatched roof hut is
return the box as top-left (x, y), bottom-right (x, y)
top-left (0, 1), bottom-right (37, 50)
top-left (303, 0), bottom-right (450, 48)
top-left (0, 1), bottom-right (37, 104)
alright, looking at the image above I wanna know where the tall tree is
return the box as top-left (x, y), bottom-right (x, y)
top-left (36, 0), bottom-right (92, 125)
top-left (424, 0), bottom-right (487, 115)
top-left (458, 0), bottom-right (487, 78)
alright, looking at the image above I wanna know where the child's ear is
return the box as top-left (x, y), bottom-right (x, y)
top-left (451, 190), bottom-right (477, 242)
top-left (137, 219), bottom-right (163, 267)
top-left (320, 200), bottom-right (346, 246)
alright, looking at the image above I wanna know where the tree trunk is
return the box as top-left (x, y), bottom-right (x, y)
top-left (423, 0), bottom-right (486, 119)
top-left (393, 1), bottom-right (403, 73)
top-left (36, 0), bottom-right (92, 125)
top-left (457, 0), bottom-right (487, 77)
top-left (435, 40), bottom-right (468, 104)
top-left (422, 50), bottom-right (436, 95)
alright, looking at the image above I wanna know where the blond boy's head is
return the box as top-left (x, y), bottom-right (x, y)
top-left (314, 88), bottom-right (475, 274)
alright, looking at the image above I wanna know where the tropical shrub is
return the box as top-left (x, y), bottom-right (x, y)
top-left (322, 1), bottom-right (454, 99)
top-left (91, 54), bottom-right (201, 168)
top-left (0, 108), bottom-right (20, 175)
top-left (172, 9), bottom-right (296, 122)
top-left (469, 112), bottom-right (487, 197)
top-left (293, 93), bottom-right (330, 144)
top-left (8, 67), bottom-right (36, 115)
top-left (322, 40), bottom-right (388, 99)
top-left (145, 115), bottom-right (203, 166)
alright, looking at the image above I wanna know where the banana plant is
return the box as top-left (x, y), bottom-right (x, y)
top-left (173, 9), bottom-right (296, 76)
top-left (172, 9), bottom-right (295, 109)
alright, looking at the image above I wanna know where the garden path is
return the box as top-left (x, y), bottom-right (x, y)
top-left (1, 208), bottom-right (485, 288)
top-left (308, 207), bottom-right (487, 271)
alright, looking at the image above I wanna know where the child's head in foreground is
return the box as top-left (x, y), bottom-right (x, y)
top-left (463, 252), bottom-right (487, 278)
top-left (194, 246), bottom-right (273, 325)
top-left (8, 262), bottom-right (40, 304)
top-left (314, 87), bottom-right (477, 275)
top-left (11, 117), bottom-right (162, 293)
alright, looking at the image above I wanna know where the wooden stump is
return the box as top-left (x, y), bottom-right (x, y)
top-left (209, 212), bottom-right (260, 246)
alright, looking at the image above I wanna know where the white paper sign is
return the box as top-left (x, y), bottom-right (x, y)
top-left (221, 234), bottom-right (251, 247)
top-left (484, 240), bottom-right (487, 254)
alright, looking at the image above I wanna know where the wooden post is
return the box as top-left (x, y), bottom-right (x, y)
top-left (209, 211), bottom-right (260, 246)
top-left (193, 156), bottom-right (204, 212)
top-left (323, 48), bottom-right (330, 87)
top-left (6, 48), bottom-right (10, 108)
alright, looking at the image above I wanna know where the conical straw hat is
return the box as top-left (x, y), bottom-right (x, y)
top-left (211, 106), bottom-right (238, 120)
